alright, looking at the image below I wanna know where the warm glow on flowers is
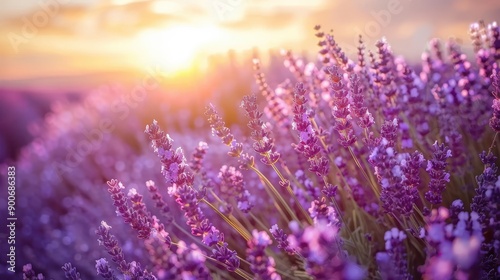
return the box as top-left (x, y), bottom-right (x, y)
top-left (10, 18), bottom-right (500, 280)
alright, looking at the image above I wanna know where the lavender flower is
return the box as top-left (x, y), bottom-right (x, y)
top-left (421, 207), bottom-right (484, 279)
top-left (376, 228), bottom-right (412, 280)
top-left (321, 183), bottom-right (338, 199)
top-left (308, 197), bottom-right (340, 227)
top-left (424, 142), bottom-right (452, 205)
top-left (490, 70), bottom-right (500, 132)
top-left (128, 261), bottom-right (156, 280)
top-left (175, 241), bottom-right (212, 280)
top-left (401, 151), bottom-right (425, 190)
top-left (471, 152), bottom-right (500, 279)
top-left (95, 221), bottom-right (157, 279)
top-left (146, 120), bottom-right (240, 272)
top-left (107, 179), bottom-right (152, 239)
top-left (369, 121), bottom-right (420, 217)
top-left (190, 141), bottom-right (209, 174)
top-left (205, 104), bottom-right (245, 158)
top-left (253, 59), bottom-right (290, 128)
top-left (61, 263), bottom-right (82, 280)
top-left (324, 65), bottom-right (357, 147)
top-left (287, 222), bottom-right (365, 280)
top-left (282, 49), bottom-right (306, 83)
top-left (23, 264), bottom-right (45, 280)
top-left (95, 221), bottom-right (130, 274)
top-left (146, 180), bottom-right (173, 225)
top-left (246, 230), bottom-right (281, 280)
top-left (371, 38), bottom-right (400, 119)
top-left (349, 73), bottom-right (374, 129)
top-left (212, 244), bottom-right (240, 272)
top-left (241, 93), bottom-right (281, 165)
top-left (145, 121), bottom-right (206, 235)
top-left (291, 82), bottom-right (332, 183)
top-left (217, 165), bottom-right (254, 213)
top-left (95, 258), bottom-right (118, 280)
top-left (269, 224), bottom-right (295, 255)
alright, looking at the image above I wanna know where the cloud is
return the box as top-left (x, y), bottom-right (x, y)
top-left (1, 0), bottom-right (499, 82)
top-left (0, 0), bottom-right (208, 39)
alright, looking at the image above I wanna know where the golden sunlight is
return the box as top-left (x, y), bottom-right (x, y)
top-left (135, 24), bottom-right (223, 75)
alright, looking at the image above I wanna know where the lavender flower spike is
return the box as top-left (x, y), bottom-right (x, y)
top-left (95, 258), bottom-right (118, 280)
top-left (23, 264), bottom-right (46, 280)
top-left (287, 221), bottom-right (366, 280)
top-left (424, 141), bottom-right (452, 205)
top-left (107, 179), bottom-right (152, 240)
top-left (376, 228), bottom-right (412, 280)
top-left (490, 69), bottom-right (500, 132)
top-left (241, 93), bottom-right (281, 165)
top-left (146, 120), bottom-right (240, 272)
top-left (247, 230), bottom-right (281, 280)
top-left (61, 263), bottom-right (82, 280)
top-left (269, 224), bottom-right (295, 255)
top-left (95, 221), bottom-right (130, 274)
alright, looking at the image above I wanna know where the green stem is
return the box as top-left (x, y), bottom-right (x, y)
top-left (250, 166), bottom-right (300, 223)
top-left (202, 198), bottom-right (251, 241)
top-left (270, 162), bottom-right (313, 225)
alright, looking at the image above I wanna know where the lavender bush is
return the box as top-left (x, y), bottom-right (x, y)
top-left (6, 20), bottom-right (500, 279)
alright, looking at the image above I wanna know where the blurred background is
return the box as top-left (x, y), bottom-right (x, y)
top-left (1, 0), bottom-right (499, 162)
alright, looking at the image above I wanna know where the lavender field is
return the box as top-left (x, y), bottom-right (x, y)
top-left (1, 3), bottom-right (500, 280)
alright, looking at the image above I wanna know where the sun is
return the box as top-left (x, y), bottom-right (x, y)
top-left (135, 24), bottom-right (222, 75)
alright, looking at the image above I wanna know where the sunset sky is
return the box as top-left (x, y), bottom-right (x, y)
top-left (0, 0), bottom-right (499, 89)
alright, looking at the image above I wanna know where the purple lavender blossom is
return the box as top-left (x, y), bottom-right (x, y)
top-left (145, 121), bottom-right (208, 236)
top-left (146, 120), bottom-right (240, 272)
top-left (308, 197), bottom-right (340, 227)
top-left (23, 264), bottom-right (46, 280)
top-left (211, 244), bottom-right (240, 272)
top-left (205, 104), bottom-right (255, 168)
top-left (95, 221), bottom-right (158, 279)
top-left (128, 261), bottom-right (157, 280)
top-left (421, 207), bottom-right (485, 279)
top-left (291, 82), bottom-right (333, 186)
top-left (246, 230), bottom-right (281, 280)
top-left (107, 179), bottom-right (152, 239)
top-left (253, 59), bottom-right (291, 129)
top-left (95, 258), bottom-right (118, 280)
top-left (61, 263), bottom-right (82, 280)
top-left (190, 141), bottom-right (209, 174)
top-left (321, 183), bottom-right (338, 199)
top-left (217, 165), bottom-right (254, 213)
top-left (369, 121), bottom-right (420, 217)
top-left (95, 221), bottom-right (131, 274)
top-left (424, 142), bottom-right (452, 205)
top-left (287, 221), bottom-right (365, 280)
top-left (349, 73), bottom-right (374, 130)
top-left (376, 228), bottom-right (412, 280)
top-left (146, 180), bottom-right (173, 225)
top-left (269, 224), bottom-right (295, 255)
top-left (173, 241), bottom-right (212, 280)
top-left (490, 70), bottom-right (500, 132)
top-left (401, 151), bottom-right (425, 190)
top-left (241, 93), bottom-right (281, 165)
top-left (471, 152), bottom-right (500, 278)
top-left (324, 65), bottom-right (357, 147)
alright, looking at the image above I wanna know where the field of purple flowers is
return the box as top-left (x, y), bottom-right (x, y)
top-left (4, 20), bottom-right (500, 279)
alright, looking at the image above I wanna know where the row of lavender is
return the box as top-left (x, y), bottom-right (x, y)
top-left (18, 20), bottom-right (500, 279)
